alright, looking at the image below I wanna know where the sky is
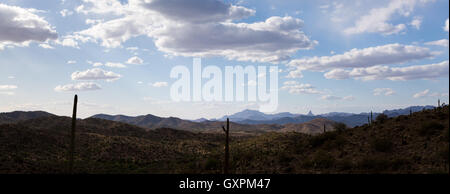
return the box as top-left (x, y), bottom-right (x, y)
top-left (0, 0), bottom-right (449, 119)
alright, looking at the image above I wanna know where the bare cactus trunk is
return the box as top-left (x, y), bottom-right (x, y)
top-left (69, 95), bottom-right (77, 174)
top-left (222, 118), bottom-right (230, 174)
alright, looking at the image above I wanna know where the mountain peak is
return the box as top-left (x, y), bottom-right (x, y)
top-left (307, 110), bottom-right (314, 116)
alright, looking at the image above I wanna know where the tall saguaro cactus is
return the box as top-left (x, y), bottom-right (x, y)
top-left (69, 95), bottom-right (78, 174)
top-left (370, 111), bottom-right (373, 123)
top-left (222, 118), bottom-right (230, 174)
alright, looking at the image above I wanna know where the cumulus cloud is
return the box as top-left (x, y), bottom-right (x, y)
top-left (75, 0), bottom-right (125, 15)
top-left (342, 95), bottom-right (355, 101)
top-left (71, 68), bottom-right (121, 81)
top-left (93, 62), bottom-right (126, 68)
top-left (139, 0), bottom-right (255, 23)
top-left (425, 39), bottom-right (449, 47)
top-left (444, 18), bottom-right (449, 32)
top-left (287, 43), bottom-right (435, 78)
top-left (67, 60), bottom-right (76, 64)
top-left (0, 85), bottom-right (17, 90)
top-left (55, 82), bottom-right (101, 92)
top-left (373, 88), bottom-right (396, 96)
top-left (69, 0), bottom-right (317, 63)
top-left (60, 9), bottom-right (73, 17)
top-left (413, 89), bottom-right (429, 98)
top-left (39, 43), bottom-right (54, 49)
top-left (413, 89), bottom-right (448, 98)
top-left (0, 84), bottom-right (17, 95)
top-left (344, 0), bottom-right (429, 35)
top-left (409, 16), bottom-right (422, 30)
top-left (320, 95), bottom-right (341, 101)
top-left (0, 4), bottom-right (58, 50)
top-left (281, 81), bottom-right (322, 94)
top-left (126, 56), bottom-right (143, 64)
top-left (151, 82), bottom-right (168, 87)
top-left (324, 60), bottom-right (449, 81)
top-left (320, 95), bottom-right (354, 101)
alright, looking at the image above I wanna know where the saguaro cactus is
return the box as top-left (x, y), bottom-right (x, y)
top-left (69, 95), bottom-right (78, 174)
top-left (368, 116), bottom-right (370, 126)
top-left (323, 123), bottom-right (326, 133)
top-left (370, 111), bottom-right (373, 123)
top-left (222, 118), bottom-right (230, 174)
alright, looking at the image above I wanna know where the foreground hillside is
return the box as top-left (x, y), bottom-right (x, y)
top-left (0, 106), bottom-right (448, 173)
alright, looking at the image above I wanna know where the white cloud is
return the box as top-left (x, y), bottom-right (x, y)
top-left (60, 9), bottom-right (73, 17)
top-left (287, 43), bottom-right (435, 78)
top-left (75, 0), bottom-right (125, 15)
top-left (85, 19), bottom-right (103, 25)
top-left (0, 4), bottom-right (58, 50)
top-left (0, 84), bottom-right (17, 95)
top-left (151, 82), bottom-right (168, 87)
top-left (93, 62), bottom-right (126, 68)
top-left (8, 76), bottom-right (15, 79)
top-left (71, 68), bottom-right (122, 81)
top-left (320, 95), bottom-right (341, 101)
top-left (425, 39), bottom-right (449, 47)
top-left (55, 36), bottom-right (79, 48)
top-left (67, 60), bottom-right (76, 64)
top-left (54, 82), bottom-right (101, 92)
top-left (281, 81), bottom-right (322, 94)
top-left (126, 56), bottom-right (144, 64)
top-left (0, 85), bottom-right (17, 90)
top-left (324, 60), bottom-right (449, 81)
top-left (344, 0), bottom-right (428, 35)
top-left (373, 88), bottom-right (396, 96)
top-left (69, 0), bottom-right (317, 63)
top-left (444, 18), bottom-right (449, 32)
top-left (413, 89), bottom-right (448, 98)
top-left (39, 43), bottom-right (54, 49)
top-left (409, 16), bottom-right (422, 30)
top-left (413, 89), bottom-right (429, 98)
top-left (342, 95), bottom-right (355, 101)
top-left (140, 0), bottom-right (255, 23)
top-left (320, 94), bottom-right (355, 101)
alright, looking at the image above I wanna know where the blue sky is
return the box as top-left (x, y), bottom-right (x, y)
top-left (0, 0), bottom-right (448, 119)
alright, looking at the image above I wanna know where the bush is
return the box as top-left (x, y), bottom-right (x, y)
top-left (371, 138), bottom-right (393, 152)
top-left (375, 114), bottom-right (388, 123)
top-left (418, 121), bottom-right (444, 136)
top-left (309, 132), bottom-right (337, 148)
top-left (333, 122), bottom-right (347, 132)
top-left (313, 151), bottom-right (335, 168)
top-left (358, 157), bottom-right (390, 172)
top-left (204, 157), bottom-right (219, 171)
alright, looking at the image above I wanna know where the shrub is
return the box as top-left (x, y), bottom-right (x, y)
top-left (333, 122), bottom-right (347, 132)
top-left (313, 151), bottom-right (335, 168)
top-left (375, 114), bottom-right (388, 123)
top-left (309, 132), bottom-right (337, 148)
top-left (371, 138), bottom-right (393, 152)
top-left (358, 156), bottom-right (390, 172)
top-left (204, 157), bottom-right (219, 171)
top-left (418, 121), bottom-right (444, 136)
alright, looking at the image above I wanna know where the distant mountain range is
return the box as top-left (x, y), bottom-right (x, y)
top-left (210, 105), bottom-right (436, 127)
top-left (0, 105), bottom-right (435, 134)
top-left (0, 111), bottom-right (55, 125)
